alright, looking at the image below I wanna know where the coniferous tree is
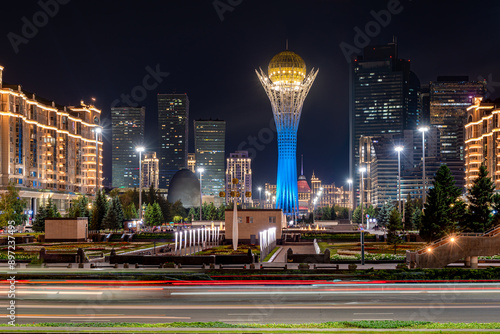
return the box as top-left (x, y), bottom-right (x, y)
top-left (103, 199), bottom-right (119, 230)
top-left (147, 184), bottom-right (157, 205)
top-left (157, 194), bottom-right (170, 222)
top-left (466, 164), bottom-right (496, 232)
top-left (0, 184), bottom-right (28, 226)
top-left (32, 205), bottom-right (47, 232)
top-left (420, 164), bottom-right (465, 242)
top-left (403, 194), bottom-right (414, 231)
top-left (387, 208), bottom-right (403, 254)
top-left (377, 201), bottom-right (394, 227)
top-left (123, 202), bottom-right (138, 220)
top-left (144, 203), bottom-right (153, 225)
top-left (90, 190), bottom-right (108, 231)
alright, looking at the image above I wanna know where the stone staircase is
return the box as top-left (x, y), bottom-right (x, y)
top-left (407, 224), bottom-right (500, 268)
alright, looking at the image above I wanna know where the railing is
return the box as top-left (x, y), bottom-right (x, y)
top-left (416, 234), bottom-right (458, 255)
top-left (484, 224), bottom-right (500, 237)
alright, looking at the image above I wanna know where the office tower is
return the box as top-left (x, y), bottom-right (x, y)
top-left (430, 76), bottom-right (486, 189)
top-left (141, 152), bottom-right (159, 189)
top-left (111, 106), bottom-right (145, 188)
top-left (194, 120), bottom-right (226, 196)
top-left (158, 93), bottom-right (189, 190)
top-left (256, 50), bottom-right (318, 216)
top-left (225, 151), bottom-right (252, 205)
top-left (465, 97), bottom-right (500, 189)
top-left (0, 66), bottom-right (102, 214)
top-left (187, 153), bottom-right (196, 173)
top-left (419, 85), bottom-right (430, 125)
top-left (350, 42), bottom-right (420, 207)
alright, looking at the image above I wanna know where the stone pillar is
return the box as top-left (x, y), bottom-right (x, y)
top-left (470, 256), bottom-right (479, 269)
top-left (464, 256), bottom-right (471, 267)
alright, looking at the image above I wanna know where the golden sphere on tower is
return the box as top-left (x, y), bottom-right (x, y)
top-left (268, 50), bottom-right (307, 86)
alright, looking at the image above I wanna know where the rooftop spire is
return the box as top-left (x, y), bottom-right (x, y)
top-left (301, 154), bottom-right (304, 176)
top-left (286, 39), bottom-right (288, 50)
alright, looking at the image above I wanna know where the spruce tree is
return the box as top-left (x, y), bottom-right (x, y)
top-left (404, 194), bottom-right (414, 231)
top-left (387, 208), bottom-right (403, 254)
top-left (32, 205), bottom-right (47, 232)
top-left (420, 164), bottom-right (465, 242)
top-left (377, 201), bottom-right (394, 227)
top-left (103, 199), bottom-right (118, 230)
top-left (90, 190), bottom-right (108, 231)
top-left (466, 164), bottom-right (496, 232)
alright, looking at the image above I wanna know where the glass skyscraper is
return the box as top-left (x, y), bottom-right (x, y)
top-left (350, 42), bottom-right (420, 207)
top-left (111, 106), bottom-right (145, 188)
top-left (194, 120), bottom-right (226, 196)
top-left (158, 94), bottom-right (189, 190)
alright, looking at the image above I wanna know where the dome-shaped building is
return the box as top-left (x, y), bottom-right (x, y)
top-left (167, 168), bottom-right (200, 208)
top-left (268, 51), bottom-right (307, 88)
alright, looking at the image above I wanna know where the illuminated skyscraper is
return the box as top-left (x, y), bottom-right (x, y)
top-left (158, 94), bottom-right (189, 190)
top-left (194, 120), bottom-right (226, 196)
top-left (225, 151), bottom-right (252, 205)
top-left (256, 50), bottom-right (318, 216)
top-left (350, 42), bottom-right (420, 206)
top-left (141, 152), bottom-right (159, 189)
top-left (111, 106), bottom-right (145, 188)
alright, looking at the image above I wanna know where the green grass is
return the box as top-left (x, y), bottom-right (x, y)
top-left (14, 320), bottom-right (500, 329)
top-left (263, 246), bottom-right (280, 262)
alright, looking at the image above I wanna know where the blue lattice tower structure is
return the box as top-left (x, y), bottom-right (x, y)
top-left (256, 50), bottom-right (318, 216)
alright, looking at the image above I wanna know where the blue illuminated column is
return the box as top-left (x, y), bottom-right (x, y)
top-left (256, 50), bottom-right (318, 216)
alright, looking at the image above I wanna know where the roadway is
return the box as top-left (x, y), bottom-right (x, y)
top-left (2, 281), bottom-right (500, 324)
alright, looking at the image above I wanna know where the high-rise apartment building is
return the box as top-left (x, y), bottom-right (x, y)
top-left (194, 120), bottom-right (226, 196)
top-left (429, 76), bottom-right (486, 189)
top-left (465, 97), bottom-right (500, 189)
top-left (225, 151), bottom-right (252, 205)
top-left (0, 66), bottom-right (102, 214)
top-left (350, 42), bottom-right (420, 207)
top-left (158, 94), bottom-right (189, 190)
top-left (141, 152), bottom-right (159, 189)
top-left (111, 106), bottom-right (145, 188)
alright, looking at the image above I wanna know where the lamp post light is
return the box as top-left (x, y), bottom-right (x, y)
top-left (347, 178), bottom-right (353, 222)
top-left (418, 126), bottom-right (429, 206)
top-left (136, 146), bottom-right (145, 222)
top-left (197, 168), bottom-right (204, 221)
top-left (359, 167), bottom-right (366, 266)
top-left (258, 187), bottom-right (262, 208)
top-left (94, 127), bottom-right (101, 195)
top-left (395, 145), bottom-right (404, 215)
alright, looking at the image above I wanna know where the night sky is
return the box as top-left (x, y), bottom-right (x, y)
top-left (1, 0), bottom-right (500, 192)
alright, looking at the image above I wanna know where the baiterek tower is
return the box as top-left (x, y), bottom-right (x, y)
top-left (256, 50), bottom-right (318, 216)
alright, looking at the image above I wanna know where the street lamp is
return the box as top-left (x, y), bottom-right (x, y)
top-left (395, 145), bottom-right (404, 215)
top-left (418, 126), bottom-right (429, 206)
top-left (136, 146), bottom-right (145, 222)
top-left (94, 127), bottom-right (101, 195)
top-left (347, 178), bottom-right (353, 222)
top-left (359, 167), bottom-right (366, 266)
top-left (258, 187), bottom-right (262, 208)
top-left (197, 168), bottom-right (204, 221)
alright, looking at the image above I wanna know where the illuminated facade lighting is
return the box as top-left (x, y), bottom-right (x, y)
top-left (256, 50), bottom-right (318, 216)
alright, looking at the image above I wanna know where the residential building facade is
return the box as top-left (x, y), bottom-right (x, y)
top-left (141, 152), bottom-right (159, 189)
top-left (225, 151), bottom-right (252, 205)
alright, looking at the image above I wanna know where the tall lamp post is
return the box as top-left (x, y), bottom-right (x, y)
top-left (418, 126), bottom-right (429, 206)
top-left (197, 168), bottom-right (204, 221)
top-left (258, 187), bottom-right (262, 208)
top-left (347, 178), bottom-right (353, 221)
top-left (395, 146), bottom-right (404, 215)
top-left (359, 167), bottom-right (366, 266)
top-left (136, 146), bottom-right (145, 222)
top-left (95, 127), bottom-right (101, 195)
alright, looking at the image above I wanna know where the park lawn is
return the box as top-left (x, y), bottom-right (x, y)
top-left (194, 244), bottom-right (260, 256)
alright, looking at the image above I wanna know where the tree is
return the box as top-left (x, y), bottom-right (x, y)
top-left (103, 197), bottom-right (125, 230)
top-left (187, 207), bottom-right (198, 222)
top-left (377, 201), bottom-right (394, 227)
top-left (145, 202), bottom-right (163, 226)
top-left (403, 194), bottom-right (414, 231)
top-left (157, 194), bottom-right (171, 222)
top-left (123, 203), bottom-right (138, 220)
top-left (67, 195), bottom-right (90, 220)
top-left (387, 208), bottom-right (403, 254)
top-left (334, 205), bottom-right (348, 219)
top-left (171, 200), bottom-right (185, 219)
top-left (147, 184), bottom-right (157, 205)
top-left (217, 204), bottom-right (226, 220)
top-left (32, 198), bottom-right (60, 232)
top-left (352, 205), bottom-right (375, 225)
top-left (420, 165), bottom-right (466, 242)
top-left (90, 189), bottom-right (108, 231)
top-left (0, 184), bottom-right (28, 226)
top-left (466, 164), bottom-right (496, 232)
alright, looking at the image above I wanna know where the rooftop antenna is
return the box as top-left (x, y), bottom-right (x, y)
top-left (301, 154), bottom-right (304, 176)
top-left (286, 39), bottom-right (288, 50)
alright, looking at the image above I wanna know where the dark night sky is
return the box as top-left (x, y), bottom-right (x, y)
top-left (1, 0), bottom-right (500, 192)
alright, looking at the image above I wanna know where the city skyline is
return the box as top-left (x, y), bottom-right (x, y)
top-left (1, 1), bottom-right (500, 189)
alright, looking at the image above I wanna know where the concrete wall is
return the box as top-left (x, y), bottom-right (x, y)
top-left (45, 218), bottom-right (88, 241)
top-left (225, 209), bottom-right (285, 241)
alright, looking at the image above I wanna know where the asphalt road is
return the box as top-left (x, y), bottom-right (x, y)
top-left (3, 281), bottom-right (500, 324)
